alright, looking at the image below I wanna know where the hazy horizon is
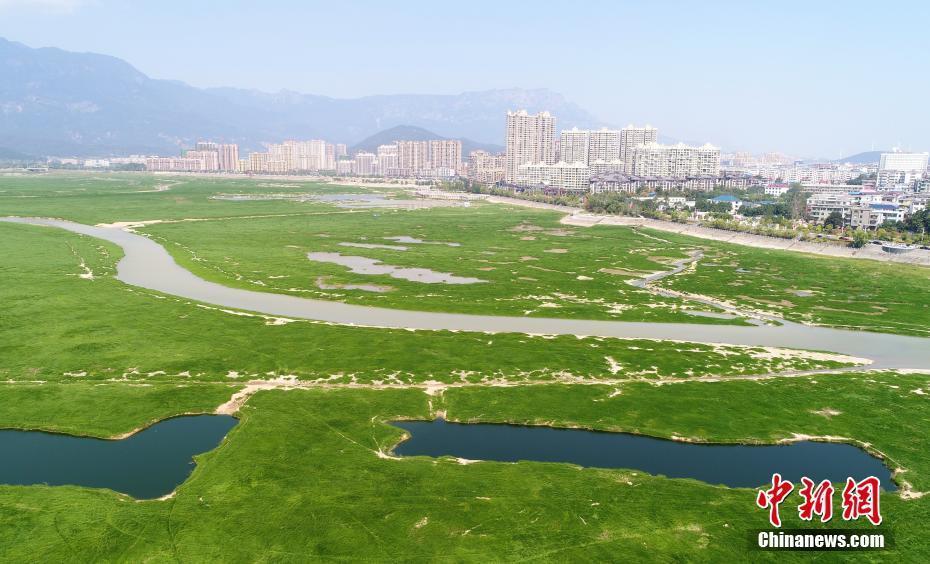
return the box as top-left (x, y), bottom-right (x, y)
top-left (1, 0), bottom-right (928, 158)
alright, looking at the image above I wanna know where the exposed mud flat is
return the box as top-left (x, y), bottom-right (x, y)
top-left (5, 217), bottom-right (930, 371)
top-left (308, 252), bottom-right (487, 285)
top-left (684, 310), bottom-right (740, 320)
top-left (789, 289), bottom-right (817, 297)
top-left (314, 276), bottom-right (394, 293)
top-left (384, 236), bottom-right (461, 247)
top-left (509, 223), bottom-right (575, 237)
top-left (340, 242), bottom-right (408, 251)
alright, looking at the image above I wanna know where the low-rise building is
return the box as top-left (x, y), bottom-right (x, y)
top-left (711, 194), bottom-right (743, 213)
top-left (764, 183), bottom-right (790, 197)
top-left (517, 161), bottom-right (590, 192)
top-left (849, 203), bottom-right (906, 229)
top-left (588, 172), bottom-right (754, 194)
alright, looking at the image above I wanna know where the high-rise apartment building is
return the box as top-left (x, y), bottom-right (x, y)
top-left (428, 140), bottom-right (463, 173)
top-left (377, 144), bottom-right (399, 174)
top-left (249, 152), bottom-right (270, 173)
top-left (468, 150), bottom-right (506, 184)
top-left (560, 128), bottom-right (622, 165)
top-left (505, 110), bottom-right (556, 182)
top-left (396, 140), bottom-right (431, 174)
top-left (336, 159), bottom-right (355, 175)
top-left (559, 128), bottom-right (589, 164)
top-left (620, 125), bottom-right (658, 172)
top-left (629, 142), bottom-right (720, 178)
top-left (218, 144), bottom-right (239, 171)
top-left (184, 150), bottom-right (219, 171)
top-left (195, 141), bottom-right (218, 152)
top-left (324, 144), bottom-right (336, 171)
top-left (354, 152), bottom-right (378, 176)
top-left (588, 129), bottom-right (622, 163)
top-left (268, 142), bottom-right (295, 171)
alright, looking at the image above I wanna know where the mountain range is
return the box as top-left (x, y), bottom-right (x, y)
top-left (0, 37), bottom-right (601, 157)
top-left (349, 125), bottom-right (503, 155)
top-left (832, 151), bottom-right (885, 165)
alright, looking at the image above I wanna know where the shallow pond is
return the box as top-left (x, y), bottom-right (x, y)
top-left (308, 252), bottom-right (486, 284)
top-left (0, 415), bottom-right (237, 499)
top-left (391, 420), bottom-right (895, 490)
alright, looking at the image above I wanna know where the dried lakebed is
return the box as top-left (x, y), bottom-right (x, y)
top-left (0, 415), bottom-right (237, 499)
top-left (391, 419), bottom-right (896, 490)
top-left (4, 217), bottom-right (930, 370)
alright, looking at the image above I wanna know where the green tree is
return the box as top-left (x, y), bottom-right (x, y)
top-left (823, 211), bottom-right (844, 229)
top-left (783, 185), bottom-right (809, 220)
top-left (851, 229), bottom-right (869, 248)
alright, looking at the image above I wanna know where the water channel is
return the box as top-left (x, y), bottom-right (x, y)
top-left (3, 217), bottom-right (929, 370)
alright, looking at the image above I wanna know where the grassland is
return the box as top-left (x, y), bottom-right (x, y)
top-left (2, 172), bottom-right (929, 561)
top-left (4, 172), bottom-right (930, 334)
top-left (0, 382), bottom-right (239, 437)
top-left (0, 221), bottom-right (851, 384)
top-left (1, 379), bottom-right (928, 561)
top-left (655, 243), bottom-right (930, 337)
top-left (0, 172), bottom-right (366, 223)
top-left (140, 205), bottom-right (739, 322)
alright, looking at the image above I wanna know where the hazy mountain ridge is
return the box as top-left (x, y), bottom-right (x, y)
top-left (348, 125), bottom-right (504, 155)
top-left (0, 37), bottom-right (603, 156)
top-left (832, 151), bottom-right (885, 164)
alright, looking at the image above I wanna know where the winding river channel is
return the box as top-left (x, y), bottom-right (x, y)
top-left (4, 216), bottom-right (930, 370)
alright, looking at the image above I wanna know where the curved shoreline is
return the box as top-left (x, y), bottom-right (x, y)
top-left (4, 216), bottom-right (930, 370)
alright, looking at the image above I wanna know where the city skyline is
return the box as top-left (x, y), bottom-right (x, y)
top-left (1, 0), bottom-right (928, 157)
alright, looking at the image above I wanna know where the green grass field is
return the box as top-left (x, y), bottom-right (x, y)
top-left (1, 380), bottom-right (927, 561)
top-left (4, 172), bottom-right (928, 335)
top-left (0, 222), bottom-right (846, 384)
top-left (655, 243), bottom-right (930, 337)
top-left (2, 172), bottom-right (928, 561)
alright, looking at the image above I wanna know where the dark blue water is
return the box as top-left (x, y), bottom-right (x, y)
top-left (0, 415), bottom-right (237, 499)
top-left (392, 420), bottom-right (896, 490)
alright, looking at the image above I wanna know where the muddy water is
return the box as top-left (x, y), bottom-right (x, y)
top-left (392, 419), bottom-right (896, 490)
top-left (4, 217), bottom-right (930, 370)
top-left (307, 252), bottom-right (486, 284)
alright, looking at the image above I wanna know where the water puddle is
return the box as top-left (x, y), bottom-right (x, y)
top-left (0, 415), bottom-right (237, 498)
top-left (384, 236), bottom-right (461, 247)
top-left (340, 242), bottom-right (408, 251)
top-left (391, 420), bottom-right (895, 490)
top-left (307, 252), bottom-right (486, 285)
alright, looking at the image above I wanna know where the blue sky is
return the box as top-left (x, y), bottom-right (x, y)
top-left (1, 0), bottom-right (928, 157)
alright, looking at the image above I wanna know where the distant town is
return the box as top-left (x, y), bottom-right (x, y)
top-left (22, 109), bottom-right (930, 241)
